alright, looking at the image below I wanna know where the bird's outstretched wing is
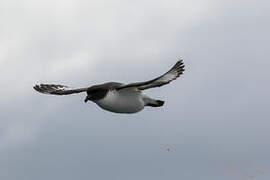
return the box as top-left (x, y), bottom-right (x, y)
top-left (33, 84), bottom-right (89, 95)
top-left (117, 60), bottom-right (185, 91)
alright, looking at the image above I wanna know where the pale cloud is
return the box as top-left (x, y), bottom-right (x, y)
top-left (0, 0), bottom-right (220, 100)
top-left (0, 122), bottom-right (37, 151)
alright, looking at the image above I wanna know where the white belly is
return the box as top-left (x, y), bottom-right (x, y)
top-left (94, 89), bottom-right (145, 113)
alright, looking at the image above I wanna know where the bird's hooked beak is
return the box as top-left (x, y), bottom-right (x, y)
top-left (84, 95), bottom-right (91, 103)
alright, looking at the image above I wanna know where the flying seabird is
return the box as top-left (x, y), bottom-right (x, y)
top-left (34, 60), bottom-right (185, 114)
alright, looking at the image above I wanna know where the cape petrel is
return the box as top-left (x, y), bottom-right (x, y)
top-left (34, 60), bottom-right (185, 113)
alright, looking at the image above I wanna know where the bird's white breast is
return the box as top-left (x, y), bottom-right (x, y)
top-left (94, 88), bottom-right (145, 113)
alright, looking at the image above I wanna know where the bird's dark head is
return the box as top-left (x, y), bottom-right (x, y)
top-left (84, 95), bottom-right (91, 103)
top-left (84, 85), bottom-right (108, 103)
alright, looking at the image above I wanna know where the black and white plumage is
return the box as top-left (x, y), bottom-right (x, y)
top-left (34, 60), bottom-right (185, 113)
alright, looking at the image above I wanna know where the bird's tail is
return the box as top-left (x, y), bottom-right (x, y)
top-left (145, 99), bottom-right (165, 107)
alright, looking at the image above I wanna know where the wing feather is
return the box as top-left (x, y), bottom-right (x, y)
top-left (117, 60), bottom-right (185, 90)
top-left (33, 84), bottom-right (89, 95)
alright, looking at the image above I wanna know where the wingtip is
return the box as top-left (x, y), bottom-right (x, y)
top-left (173, 59), bottom-right (185, 72)
top-left (174, 59), bottom-right (184, 67)
top-left (177, 59), bottom-right (184, 63)
top-left (33, 84), bottom-right (38, 90)
top-left (33, 84), bottom-right (42, 93)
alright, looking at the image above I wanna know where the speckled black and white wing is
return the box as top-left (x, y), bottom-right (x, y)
top-left (33, 84), bottom-right (89, 95)
top-left (117, 60), bottom-right (185, 90)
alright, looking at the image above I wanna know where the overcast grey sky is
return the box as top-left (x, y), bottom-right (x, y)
top-left (1, 0), bottom-right (270, 179)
